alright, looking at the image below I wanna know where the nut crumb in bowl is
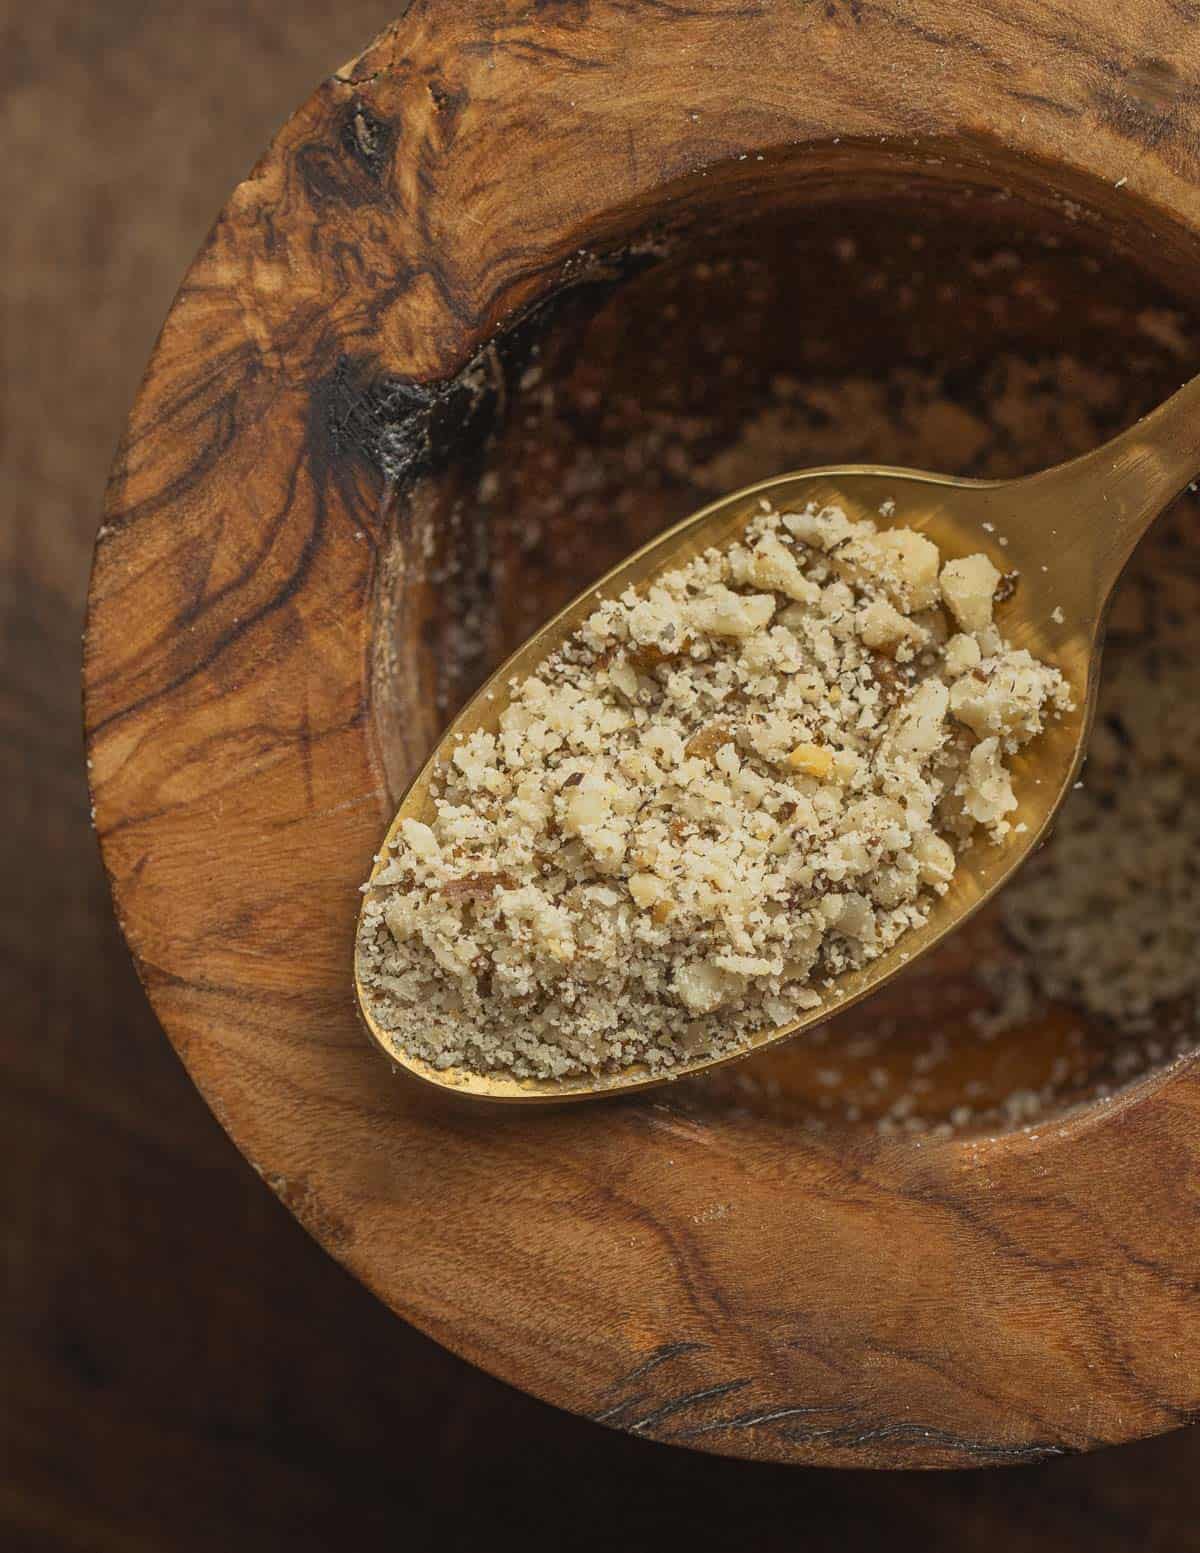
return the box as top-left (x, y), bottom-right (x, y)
top-left (357, 501), bottom-right (1068, 1079)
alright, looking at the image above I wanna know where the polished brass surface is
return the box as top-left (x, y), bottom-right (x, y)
top-left (357, 375), bottom-right (1200, 1102)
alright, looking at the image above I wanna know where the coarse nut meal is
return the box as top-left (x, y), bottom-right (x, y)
top-left (357, 500), bottom-right (1069, 1079)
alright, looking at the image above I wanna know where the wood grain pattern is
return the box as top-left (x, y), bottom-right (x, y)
top-left (83, 0), bottom-right (1200, 1467)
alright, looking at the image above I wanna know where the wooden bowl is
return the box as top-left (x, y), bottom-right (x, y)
top-left (84, 3), bottom-right (1200, 1467)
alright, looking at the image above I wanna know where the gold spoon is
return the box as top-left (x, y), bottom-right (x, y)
top-left (356, 373), bottom-right (1200, 1104)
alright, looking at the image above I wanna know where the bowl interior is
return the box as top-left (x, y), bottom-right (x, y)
top-left (368, 150), bottom-right (1200, 1139)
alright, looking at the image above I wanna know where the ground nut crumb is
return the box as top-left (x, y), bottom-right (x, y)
top-left (941, 553), bottom-right (1001, 633)
top-left (357, 502), bottom-right (1069, 1079)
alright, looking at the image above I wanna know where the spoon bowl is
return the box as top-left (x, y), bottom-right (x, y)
top-left (357, 375), bottom-right (1200, 1102)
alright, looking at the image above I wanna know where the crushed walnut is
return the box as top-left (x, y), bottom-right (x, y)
top-left (357, 502), bottom-right (1069, 1079)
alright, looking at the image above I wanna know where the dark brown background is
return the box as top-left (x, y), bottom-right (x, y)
top-left (5, 4), bottom-right (1200, 1547)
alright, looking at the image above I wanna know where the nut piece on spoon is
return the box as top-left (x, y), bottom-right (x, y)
top-left (356, 373), bottom-right (1200, 1104)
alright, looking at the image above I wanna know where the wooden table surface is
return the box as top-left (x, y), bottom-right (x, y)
top-left (6, 3), bottom-right (1200, 1547)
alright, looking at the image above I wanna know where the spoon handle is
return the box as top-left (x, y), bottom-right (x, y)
top-left (1002, 371), bottom-right (1200, 613)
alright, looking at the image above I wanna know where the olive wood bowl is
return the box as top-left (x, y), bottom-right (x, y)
top-left (84, 1), bottom-right (1200, 1467)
